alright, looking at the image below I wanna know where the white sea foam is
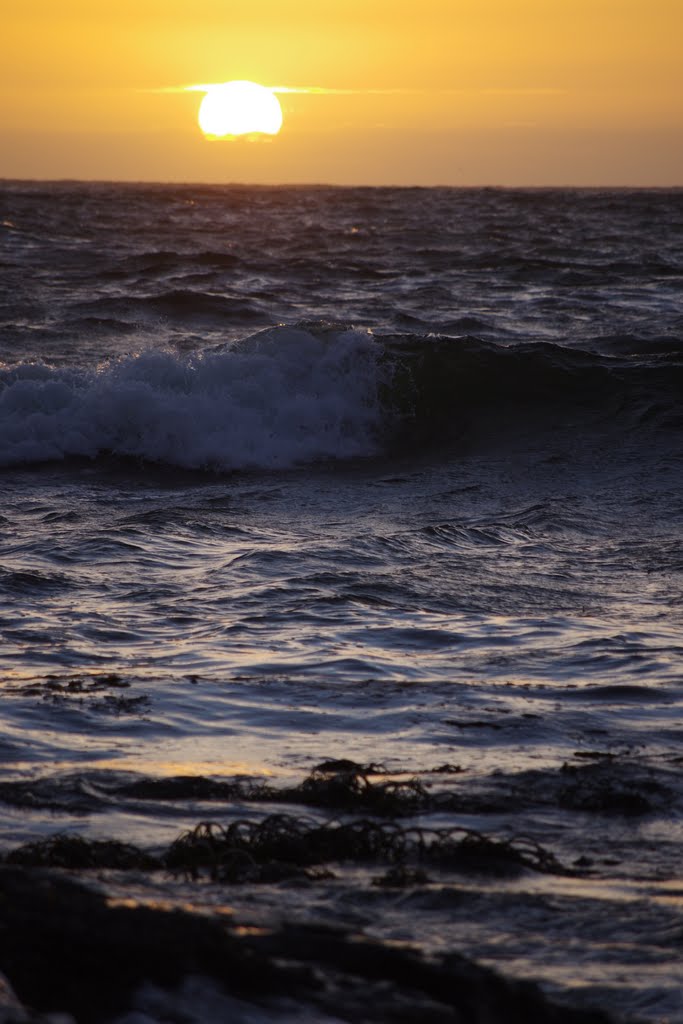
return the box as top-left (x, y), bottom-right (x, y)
top-left (0, 326), bottom-right (383, 470)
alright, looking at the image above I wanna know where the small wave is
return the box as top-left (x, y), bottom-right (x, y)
top-left (73, 289), bottom-right (267, 326)
top-left (0, 569), bottom-right (72, 594)
top-left (589, 333), bottom-right (683, 357)
top-left (101, 250), bottom-right (241, 279)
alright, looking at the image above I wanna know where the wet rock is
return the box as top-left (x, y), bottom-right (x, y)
top-left (0, 866), bottom-right (615, 1024)
top-left (0, 867), bottom-right (280, 1022)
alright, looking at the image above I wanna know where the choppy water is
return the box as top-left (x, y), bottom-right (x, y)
top-left (1, 182), bottom-right (682, 1023)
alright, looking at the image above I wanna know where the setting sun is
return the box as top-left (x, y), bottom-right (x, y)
top-left (2, 2), bottom-right (681, 183)
top-left (197, 81), bottom-right (283, 139)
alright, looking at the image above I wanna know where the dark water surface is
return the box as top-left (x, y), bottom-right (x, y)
top-left (0, 182), bottom-right (682, 1022)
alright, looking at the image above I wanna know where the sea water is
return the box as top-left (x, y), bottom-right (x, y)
top-left (0, 182), bottom-right (682, 1022)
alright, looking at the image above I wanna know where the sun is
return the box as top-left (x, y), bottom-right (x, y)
top-left (198, 81), bottom-right (283, 138)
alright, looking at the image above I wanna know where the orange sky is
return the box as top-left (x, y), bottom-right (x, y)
top-left (2, 0), bottom-right (681, 185)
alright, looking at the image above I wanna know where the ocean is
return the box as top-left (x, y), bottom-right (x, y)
top-left (0, 181), bottom-right (681, 1023)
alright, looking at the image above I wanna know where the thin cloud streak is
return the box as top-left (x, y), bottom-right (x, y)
top-left (149, 83), bottom-right (566, 97)
top-left (271, 86), bottom-right (566, 96)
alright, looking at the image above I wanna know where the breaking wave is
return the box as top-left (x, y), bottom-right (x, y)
top-left (0, 324), bottom-right (681, 471)
top-left (0, 326), bottom-right (384, 470)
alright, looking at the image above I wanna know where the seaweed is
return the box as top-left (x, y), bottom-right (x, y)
top-left (164, 816), bottom-right (406, 880)
top-left (5, 833), bottom-right (158, 871)
top-left (312, 758), bottom-right (387, 774)
top-left (11, 673), bottom-right (150, 716)
top-left (93, 694), bottom-right (150, 716)
top-left (422, 829), bottom-right (563, 876)
top-left (116, 761), bottom-right (433, 817)
top-left (425, 762), bottom-right (465, 774)
top-left (295, 764), bottom-right (430, 815)
top-left (558, 760), bottom-right (672, 815)
top-left (372, 865), bottom-right (431, 887)
top-left (164, 815), bottom-right (565, 881)
top-left (15, 673), bottom-right (131, 697)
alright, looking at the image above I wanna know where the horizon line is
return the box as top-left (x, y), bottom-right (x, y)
top-left (2, 176), bottom-right (680, 190)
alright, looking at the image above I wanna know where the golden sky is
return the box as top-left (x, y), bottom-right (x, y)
top-left (2, 0), bottom-right (682, 185)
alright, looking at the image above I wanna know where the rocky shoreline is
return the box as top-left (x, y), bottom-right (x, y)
top-left (0, 864), bottom-right (614, 1024)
